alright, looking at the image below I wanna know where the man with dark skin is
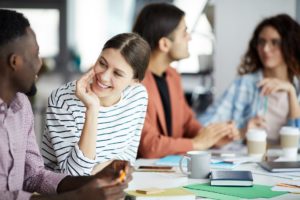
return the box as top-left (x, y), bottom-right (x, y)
top-left (0, 9), bottom-right (132, 200)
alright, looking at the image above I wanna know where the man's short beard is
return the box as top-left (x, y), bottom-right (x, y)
top-left (25, 84), bottom-right (37, 97)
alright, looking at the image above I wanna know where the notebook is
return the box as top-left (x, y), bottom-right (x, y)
top-left (259, 161), bottom-right (300, 172)
top-left (126, 187), bottom-right (196, 200)
top-left (210, 170), bottom-right (253, 186)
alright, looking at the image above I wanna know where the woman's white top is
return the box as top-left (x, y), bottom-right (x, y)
top-left (41, 81), bottom-right (148, 175)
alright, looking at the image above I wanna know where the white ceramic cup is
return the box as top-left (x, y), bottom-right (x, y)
top-left (246, 128), bottom-right (267, 158)
top-left (279, 126), bottom-right (300, 159)
top-left (179, 151), bottom-right (211, 179)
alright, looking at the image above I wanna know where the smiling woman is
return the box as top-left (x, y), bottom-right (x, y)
top-left (41, 33), bottom-right (150, 176)
top-left (91, 49), bottom-right (138, 106)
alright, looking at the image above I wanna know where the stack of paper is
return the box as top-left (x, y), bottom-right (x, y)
top-left (259, 161), bottom-right (300, 172)
top-left (128, 172), bottom-right (188, 190)
top-left (221, 156), bottom-right (262, 165)
top-left (253, 164), bottom-right (300, 180)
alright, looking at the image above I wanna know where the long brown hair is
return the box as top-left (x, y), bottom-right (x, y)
top-left (238, 14), bottom-right (300, 81)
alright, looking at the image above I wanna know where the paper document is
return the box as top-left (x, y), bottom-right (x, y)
top-left (252, 166), bottom-right (300, 180)
top-left (272, 186), bottom-right (300, 193)
top-left (155, 155), bottom-right (238, 169)
top-left (126, 187), bottom-right (196, 200)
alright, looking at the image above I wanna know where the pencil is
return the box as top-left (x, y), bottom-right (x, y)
top-left (118, 169), bottom-right (126, 183)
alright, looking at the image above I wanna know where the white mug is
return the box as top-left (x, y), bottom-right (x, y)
top-left (179, 151), bottom-right (210, 179)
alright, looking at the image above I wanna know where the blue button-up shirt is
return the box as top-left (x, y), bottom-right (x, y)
top-left (200, 70), bottom-right (300, 129)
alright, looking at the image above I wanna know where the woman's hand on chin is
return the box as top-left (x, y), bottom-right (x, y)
top-left (76, 68), bottom-right (100, 109)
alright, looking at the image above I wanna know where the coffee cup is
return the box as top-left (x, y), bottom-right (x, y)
top-left (246, 128), bottom-right (267, 158)
top-left (179, 151), bottom-right (210, 179)
top-left (279, 126), bottom-right (300, 159)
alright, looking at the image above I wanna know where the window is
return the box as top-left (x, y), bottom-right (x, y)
top-left (0, 0), bottom-right (67, 72)
top-left (173, 0), bottom-right (215, 74)
top-left (12, 8), bottom-right (60, 58)
top-left (71, 0), bottom-right (135, 71)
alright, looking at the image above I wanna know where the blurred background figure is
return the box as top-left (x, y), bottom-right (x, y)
top-left (133, 3), bottom-right (239, 158)
top-left (200, 14), bottom-right (300, 144)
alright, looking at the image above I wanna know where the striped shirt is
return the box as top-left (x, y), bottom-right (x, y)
top-left (41, 81), bottom-right (148, 176)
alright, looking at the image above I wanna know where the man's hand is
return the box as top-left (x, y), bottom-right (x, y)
top-left (192, 122), bottom-right (235, 150)
top-left (73, 178), bottom-right (127, 200)
top-left (56, 160), bottom-right (132, 200)
top-left (36, 170), bottom-right (128, 200)
top-left (95, 160), bottom-right (133, 183)
top-left (214, 121), bottom-right (241, 148)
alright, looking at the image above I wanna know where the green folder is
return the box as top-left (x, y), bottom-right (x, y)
top-left (184, 183), bottom-right (287, 199)
top-left (185, 188), bottom-right (240, 200)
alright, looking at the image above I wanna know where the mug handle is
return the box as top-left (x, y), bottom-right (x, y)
top-left (179, 155), bottom-right (191, 176)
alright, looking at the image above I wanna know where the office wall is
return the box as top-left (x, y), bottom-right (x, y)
top-left (214, 0), bottom-right (296, 98)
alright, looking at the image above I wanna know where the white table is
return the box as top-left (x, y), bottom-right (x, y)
top-left (128, 159), bottom-right (300, 200)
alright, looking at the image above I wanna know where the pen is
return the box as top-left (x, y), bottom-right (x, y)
top-left (118, 169), bottom-right (126, 183)
top-left (263, 96), bottom-right (268, 115)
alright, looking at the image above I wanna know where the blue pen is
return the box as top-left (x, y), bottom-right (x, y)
top-left (263, 96), bottom-right (268, 115)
